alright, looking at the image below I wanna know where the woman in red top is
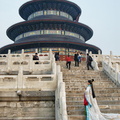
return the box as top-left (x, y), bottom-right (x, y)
top-left (66, 55), bottom-right (72, 70)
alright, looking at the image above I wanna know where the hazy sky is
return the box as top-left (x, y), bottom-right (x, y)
top-left (0, 0), bottom-right (120, 55)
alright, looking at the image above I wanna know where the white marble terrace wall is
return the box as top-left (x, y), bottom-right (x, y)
top-left (0, 49), bottom-right (57, 91)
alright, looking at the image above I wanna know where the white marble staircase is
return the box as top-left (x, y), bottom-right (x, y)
top-left (58, 61), bottom-right (120, 120)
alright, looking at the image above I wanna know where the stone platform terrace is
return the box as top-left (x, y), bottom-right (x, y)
top-left (0, 50), bottom-right (58, 120)
top-left (0, 50), bottom-right (120, 120)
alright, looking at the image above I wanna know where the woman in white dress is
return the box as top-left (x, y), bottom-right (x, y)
top-left (91, 60), bottom-right (99, 71)
top-left (84, 79), bottom-right (120, 120)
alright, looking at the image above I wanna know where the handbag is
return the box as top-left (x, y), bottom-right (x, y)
top-left (84, 94), bottom-right (88, 105)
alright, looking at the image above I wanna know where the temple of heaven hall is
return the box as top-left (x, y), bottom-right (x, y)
top-left (0, 0), bottom-right (102, 57)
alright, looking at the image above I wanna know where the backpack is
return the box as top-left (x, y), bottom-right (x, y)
top-left (89, 56), bottom-right (93, 61)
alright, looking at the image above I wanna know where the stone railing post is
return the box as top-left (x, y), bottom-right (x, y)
top-left (7, 49), bottom-right (11, 72)
top-left (108, 57), bottom-right (112, 74)
top-left (17, 66), bottom-right (23, 89)
top-left (49, 49), bottom-right (53, 60)
top-left (89, 51), bottom-right (92, 55)
top-left (55, 71), bottom-right (62, 120)
top-left (8, 49), bottom-right (11, 54)
top-left (115, 63), bottom-right (119, 83)
top-left (21, 49), bottom-right (24, 54)
top-left (110, 51), bottom-right (113, 61)
top-left (86, 49), bottom-right (88, 54)
top-left (55, 67), bottom-right (68, 120)
top-left (57, 65), bottom-right (61, 73)
top-left (98, 50), bottom-right (101, 55)
top-left (35, 49), bottom-right (38, 53)
top-left (21, 49), bottom-right (24, 61)
top-left (61, 97), bottom-right (68, 120)
top-left (108, 57), bottom-right (112, 67)
top-left (97, 50), bottom-right (102, 61)
top-left (29, 54), bottom-right (33, 72)
top-left (52, 61), bottom-right (56, 75)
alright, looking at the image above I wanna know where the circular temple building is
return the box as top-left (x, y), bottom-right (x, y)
top-left (0, 0), bottom-right (102, 58)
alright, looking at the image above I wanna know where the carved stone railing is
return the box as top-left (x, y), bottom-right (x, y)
top-left (102, 60), bottom-right (120, 86)
top-left (0, 49), bottom-right (68, 119)
top-left (0, 49), bottom-right (57, 91)
top-left (88, 50), bottom-right (120, 86)
top-left (0, 49), bottom-right (50, 73)
top-left (55, 65), bottom-right (68, 120)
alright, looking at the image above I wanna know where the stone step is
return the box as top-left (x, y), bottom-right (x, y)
top-left (65, 84), bottom-right (117, 88)
top-left (64, 79), bottom-right (114, 83)
top-left (0, 91), bottom-right (55, 101)
top-left (67, 105), bottom-right (120, 111)
top-left (62, 70), bottom-right (102, 74)
top-left (62, 70), bottom-right (100, 73)
top-left (63, 73), bottom-right (103, 77)
top-left (0, 117), bottom-right (55, 120)
top-left (68, 115), bottom-right (85, 120)
top-left (61, 65), bottom-right (98, 69)
top-left (66, 96), bottom-right (120, 101)
top-left (61, 66), bottom-right (101, 70)
top-left (64, 79), bottom-right (114, 82)
top-left (67, 108), bottom-right (85, 115)
top-left (66, 88), bottom-right (120, 93)
top-left (62, 68), bottom-right (88, 72)
top-left (0, 91), bottom-right (55, 119)
top-left (64, 83), bottom-right (116, 87)
top-left (0, 107), bottom-right (55, 118)
top-left (67, 100), bottom-right (120, 106)
top-left (63, 70), bottom-right (91, 73)
top-left (66, 92), bottom-right (120, 97)
top-left (61, 64), bottom-right (86, 68)
top-left (63, 76), bottom-right (112, 81)
top-left (64, 79), bottom-right (113, 83)
top-left (61, 65), bottom-right (86, 68)
top-left (63, 72), bottom-right (105, 76)
top-left (63, 72), bottom-right (102, 75)
top-left (65, 87), bottom-right (120, 92)
top-left (64, 76), bottom-right (108, 78)
top-left (67, 107), bottom-right (120, 115)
